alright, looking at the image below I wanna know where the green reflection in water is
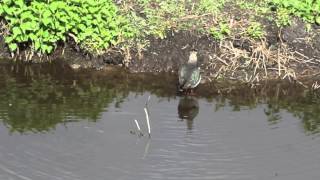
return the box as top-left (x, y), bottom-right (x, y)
top-left (0, 61), bottom-right (176, 134)
top-left (0, 61), bottom-right (320, 135)
top-left (0, 73), bottom-right (126, 133)
top-left (211, 83), bottom-right (320, 135)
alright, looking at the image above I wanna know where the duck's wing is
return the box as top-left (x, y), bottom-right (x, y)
top-left (185, 67), bottom-right (201, 89)
top-left (178, 65), bottom-right (188, 85)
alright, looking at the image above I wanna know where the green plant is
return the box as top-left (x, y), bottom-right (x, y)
top-left (210, 22), bottom-right (231, 40)
top-left (270, 0), bottom-right (320, 24)
top-left (0, 0), bottom-right (229, 55)
top-left (237, 0), bottom-right (269, 14)
top-left (133, 0), bottom-right (188, 39)
top-left (275, 8), bottom-right (292, 27)
top-left (122, 0), bottom-right (227, 40)
top-left (246, 22), bottom-right (264, 39)
top-left (196, 0), bottom-right (226, 15)
top-left (305, 23), bottom-right (312, 32)
top-left (0, 0), bottom-right (134, 55)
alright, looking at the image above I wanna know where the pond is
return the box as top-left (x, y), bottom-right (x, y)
top-left (0, 60), bottom-right (320, 180)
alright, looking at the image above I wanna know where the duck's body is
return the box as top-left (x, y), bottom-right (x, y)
top-left (178, 50), bottom-right (201, 93)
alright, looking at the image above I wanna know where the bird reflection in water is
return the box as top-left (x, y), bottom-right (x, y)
top-left (178, 96), bottom-right (199, 130)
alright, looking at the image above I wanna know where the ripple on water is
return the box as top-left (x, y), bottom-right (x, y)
top-left (0, 62), bottom-right (320, 180)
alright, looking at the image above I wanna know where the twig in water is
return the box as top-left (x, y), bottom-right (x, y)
top-left (145, 95), bottom-right (151, 106)
top-left (134, 119), bottom-right (141, 131)
top-left (144, 107), bottom-right (151, 137)
top-left (134, 119), bottom-right (143, 136)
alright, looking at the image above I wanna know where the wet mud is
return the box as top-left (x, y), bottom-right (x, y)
top-left (1, 17), bottom-right (320, 85)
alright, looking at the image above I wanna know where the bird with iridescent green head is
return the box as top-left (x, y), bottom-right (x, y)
top-left (178, 49), bottom-right (201, 94)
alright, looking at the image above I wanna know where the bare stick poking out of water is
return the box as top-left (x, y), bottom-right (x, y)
top-left (134, 119), bottom-right (141, 131)
top-left (144, 107), bottom-right (151, 137)
top-left (145, 95), bottom-right (151, 106)
top-left (134, 119), bottom-right (143, 137)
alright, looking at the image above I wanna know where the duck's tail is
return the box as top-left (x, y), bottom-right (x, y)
top-left (176, 82), bottom-right (186, 95)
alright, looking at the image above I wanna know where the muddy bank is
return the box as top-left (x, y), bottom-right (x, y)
top-left (0, 58), bottom-right (316, 98)
top-left (1, 18), bottom-right (320, 87)
top-left (129, 19), bottom-right (320, 82)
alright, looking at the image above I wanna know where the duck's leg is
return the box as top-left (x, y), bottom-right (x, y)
top-left (189, 89), bottom-right (197, 96)
top-left (184, 89), bottom-right (192, 96)
top-left (188, 89), bottom-right (192, 95)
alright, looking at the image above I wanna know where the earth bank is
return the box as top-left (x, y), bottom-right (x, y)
top-left (2, 1), bottom-right (320, 90)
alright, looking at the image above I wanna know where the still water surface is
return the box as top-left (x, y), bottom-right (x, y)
top-left (0, 61), bottom-right (320, 180)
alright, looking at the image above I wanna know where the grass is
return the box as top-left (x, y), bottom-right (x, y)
top-left (0, 0), bottom-right (318, 53)
top-left (198, 0), bottom-right (320, 84)
top-left (118, 0), bottom-right (227, 39)
top-left (1, 0), bottom-right (320, 84)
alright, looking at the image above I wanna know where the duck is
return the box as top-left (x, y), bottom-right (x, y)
top-left (178, 49), bottom-right (201, 94)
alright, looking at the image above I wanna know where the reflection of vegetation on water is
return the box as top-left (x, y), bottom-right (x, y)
top-left (283, 93), bottom-right (320, 135)
top-left (0, 62), bottom-right (176, 134)
top-left (210, 83), bottom-right (320, 135)
top-left (0, 74), bottom-right (126, 133)
top-left (263, 90), bottom-right (320, 135)
top-left (264, 103), bottom-right (281, 125)
top-left (1, 62), bottom-right (320, 135)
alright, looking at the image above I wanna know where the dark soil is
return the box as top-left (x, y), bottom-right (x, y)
top-left (281, 18), bottom-right (320, 62)
top-left (128, 31), bottom-right (218, 73)
top-left (0, 36), bottom-right (10, 58)
top-left (1, 17), bottom-right (320, 86)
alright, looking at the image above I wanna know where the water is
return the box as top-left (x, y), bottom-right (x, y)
top-left (0, 61), bottom-right (320, 180)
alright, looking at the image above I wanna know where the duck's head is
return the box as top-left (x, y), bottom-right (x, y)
top-left (188, 49), bottom-right (198, 64)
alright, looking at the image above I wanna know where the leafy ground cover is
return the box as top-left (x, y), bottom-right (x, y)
top-left (1, 0), bottom-right (320, 87)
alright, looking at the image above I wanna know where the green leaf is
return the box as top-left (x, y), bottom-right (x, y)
top-left (16, 35), bottom-right (27, 42)
top-left (4, 6), bottom-right (14, 16)
top-left (14, 0), bottom-right (25, 8)
top-left (29, 33), bottom-right (37, 41)
top-left (12, 27), bottom-right (22, 37)
top-left (68, 11), bottom-right (80, 20)
top-left (9, 43), bottom-right (18, 51)
top-left (88, 7), bottom-right (99, 14)
top-left (4, 36), bottom-right (14, 44)
top-left (41, 44), bottom-right (53, 53)
top-left (59, 16), bottom-right (69, 23)
top-left (58, 25), bottom-right (66, 32)
top-left (0, 5), bottom-right (4, 15)
top-left (316, 16), bottom-right (320, 25)
top-left (42, 18), bottom-right (51, 26)
top-left (50, 1), bottom-right (67, 12)
top-left (42, 30), bottom-right (50, 38)
top-left (43, 10), bottom-right (51, 18)
top-left (20, 21), bottom-right (38, 31)
top-left (20, 11), bottom-right (35, 21)
top-left (46, 45), bottom-right (53, 53)
top-left (78, 24), bottom-right (87, 31)
top-left (54, 21), bottom-right (60, 28)
top-left (34, 40), bottom-right (41, 50)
